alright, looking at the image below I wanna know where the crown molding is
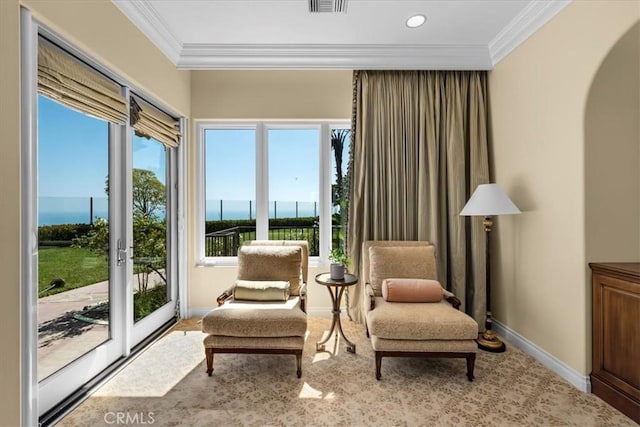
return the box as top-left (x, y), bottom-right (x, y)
top-left (113, 0), bottom-right (567, 70)
top-left (489, 0), bottom-right (571, 66)
top-left (112, 0), bottom-right (182, 64)
top-left (177, 44), bottom-right (492, 70)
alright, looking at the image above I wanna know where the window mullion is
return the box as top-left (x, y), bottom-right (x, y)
top-left (319, 123), bottom-right (332, 262)
top-left (255, 123), bottom-right (268, 240)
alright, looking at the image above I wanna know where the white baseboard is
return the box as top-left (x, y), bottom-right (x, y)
top-left (493, 320), bottom-right (591, 393)
top-left (305, 307), bottom-right (334, 317)
top-left (187, 306), bottom-right (334, 319)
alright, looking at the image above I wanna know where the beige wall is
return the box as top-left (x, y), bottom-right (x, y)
top-left (189, 70), bottom-right (353, 314)
top-left (585, 22), bottom-right (640, 264)
top-left (0, 0), bottom-right (23, 424)
top-left (191, 70), bottom-right (352, 120)
top-left (0, 0), bottom-right (190, 423)
top-left (23, 0), bottom-right (191, 116)
top-left (489, 1), bottom-right (640, 376)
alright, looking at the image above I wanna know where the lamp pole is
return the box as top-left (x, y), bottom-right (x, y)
top-left (460, 183), bottom-right (520, 353)
top-left (477, 216), bottom-right (505, 352)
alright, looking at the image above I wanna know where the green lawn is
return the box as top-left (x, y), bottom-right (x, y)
top-left (38, 246), bottom-right (108, 297)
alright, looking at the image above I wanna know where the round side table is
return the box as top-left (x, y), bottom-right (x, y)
top-left (315, 272), bottom-right (358, 353)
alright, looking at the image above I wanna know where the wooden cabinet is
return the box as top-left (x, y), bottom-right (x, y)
top-left (590, 263), bottom-right (640, 423)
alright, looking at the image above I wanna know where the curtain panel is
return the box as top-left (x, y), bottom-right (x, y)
top-left (38, 37), bottom-right (127, 124)
top-left (347, 70), bottom-right (489, 328)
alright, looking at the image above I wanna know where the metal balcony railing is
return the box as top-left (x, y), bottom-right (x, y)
top-left (205, 224), bottom-right (341, 257)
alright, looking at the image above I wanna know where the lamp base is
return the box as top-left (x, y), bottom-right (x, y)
top-left (477, 329), bottom-right (506, 353)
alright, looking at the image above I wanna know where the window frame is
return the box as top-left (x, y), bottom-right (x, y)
top-left (195, 120), bottom-right (350, 266)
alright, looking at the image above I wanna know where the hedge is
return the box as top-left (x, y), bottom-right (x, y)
top-left (40, 216), bottom-right (338, 242)
top-left (38, 223), bottom-right (93, 243)
top-left (205, 216), bottom-right (324, 234)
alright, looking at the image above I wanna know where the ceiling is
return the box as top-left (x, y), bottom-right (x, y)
top-left (113, 0), bottom-right (570, 69)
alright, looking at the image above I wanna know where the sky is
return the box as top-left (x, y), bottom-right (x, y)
top-left (205, 128), bottom-right (322, 203)
top-left (39, 95), bottom-right (166, 200)
top-left (38, 95), bottom-right (349, 209)
top-left (38, 95), bottom-right (110, 198)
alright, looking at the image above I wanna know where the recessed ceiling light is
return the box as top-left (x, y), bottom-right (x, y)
top-left (406, 14), bottom-right (426, 28)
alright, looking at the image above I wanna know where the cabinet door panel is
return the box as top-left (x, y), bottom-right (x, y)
top-left (601, 284), bottom-right (640, 391)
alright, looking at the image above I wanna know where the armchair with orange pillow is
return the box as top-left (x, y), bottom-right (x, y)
top-left (363, 241), bottom-right (478, 380)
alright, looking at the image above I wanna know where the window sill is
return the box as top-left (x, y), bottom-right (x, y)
top-left (196, 256), bottom-right (326, 268)
top-left (195, 257), bottom-right (238, 267)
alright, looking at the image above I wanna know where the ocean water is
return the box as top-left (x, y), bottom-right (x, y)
top-left (39, 211), bottom-right (109, 226)
top-left (39, 209), bottom-right (317, 225)
top-left (38, 198), bottom-right (319, 226)
top-left (38, 197), bottom-right (109, 226)
top-left (204, 209), bottom-right (318, 221)
top-left (204, 200), bottom-right (319, 221)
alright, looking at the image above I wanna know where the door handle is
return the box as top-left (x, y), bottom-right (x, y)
top-left (117, 239), bottom-right (128, 266)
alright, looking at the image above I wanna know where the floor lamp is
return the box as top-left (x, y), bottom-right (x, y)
top-left (460, 183), bottom-right (520, 353)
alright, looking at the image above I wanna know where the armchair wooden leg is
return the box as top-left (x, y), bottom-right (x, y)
top-left (205, 348), bottom-right (214, 376)
top-left (466, 353), bottom-right (476, 381)
top-left (295, 351), bottom-right (302, 378)
top-left (375, 351), bottom-right (382, 380)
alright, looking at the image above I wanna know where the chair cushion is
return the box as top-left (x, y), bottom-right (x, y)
top-left (382, 278), bottom-right (443, 302)
top-left (369, 245), bottom-right (437, 296)
top-left (233, 280), bottom-right (290, 301)
top-left (366, 297), bottom-right (478, 340)
top-left (238, 245), bottom-right (302, 295)
top-left (202, 297), bottom-right (307, 338)
top-left (203, 335), bottom-right (304, 351)
top-left (244, 240), bottom-right (309, 285)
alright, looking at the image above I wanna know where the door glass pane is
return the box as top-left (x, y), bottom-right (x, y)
top-left (132, 134), bottom-right (169, 322)
top-left (268, 129), bottom-right (319, 255)
top-left (37, 95), bottom-right (110, 381)
top-left (330, 128), bottom-right (350, 251)
top-left (204, 129), bottom-right (256, 256)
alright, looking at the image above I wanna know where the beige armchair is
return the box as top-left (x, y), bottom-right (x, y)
top-left (202, 240), bottom-right (309, 378)
top-left (363, 241), bottom-right (478, 381)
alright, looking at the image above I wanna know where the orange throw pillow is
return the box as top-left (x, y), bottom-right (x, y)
top-left (381, 278), bottom-right (443, 302)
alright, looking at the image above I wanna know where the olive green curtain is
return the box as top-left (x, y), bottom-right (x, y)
top-left (347, 70), bottom-right (489, 328)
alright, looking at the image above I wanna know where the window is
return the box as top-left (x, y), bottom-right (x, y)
top-left (37, 94), bottom-right (111, 380)
top-left (330, 127), bottom-right (350, 251)
top-left (268, 128), bottom-right (320, 255)
top-left (203, 127), bottom-right (257, 256)
top-left (197, 121), bottom-right (350, 262)
top-left (131, 134), bottom-right (170, 322)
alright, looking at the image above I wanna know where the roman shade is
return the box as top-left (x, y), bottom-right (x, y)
top-left (130, 95), bottom-right (180, 148)
top-left (37, 37), bottom-right (127, 124)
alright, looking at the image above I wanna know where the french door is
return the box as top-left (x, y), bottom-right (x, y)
top-left (36, 95), bottom-right (177, 415)
top-left (129, 131), bottom-right (178, 346)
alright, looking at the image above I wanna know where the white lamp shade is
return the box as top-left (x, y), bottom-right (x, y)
top-left (460, 184), bottom-right (521, 216)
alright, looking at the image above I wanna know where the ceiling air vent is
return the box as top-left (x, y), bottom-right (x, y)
top-left (309, 0), bottom-right (347, 13)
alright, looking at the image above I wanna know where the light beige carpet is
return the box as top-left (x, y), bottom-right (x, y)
top-left (59, 318), bottom-right (634, 426)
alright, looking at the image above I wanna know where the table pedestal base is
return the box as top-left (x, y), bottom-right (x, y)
top-left (315, 284), bottom-right (356, 353)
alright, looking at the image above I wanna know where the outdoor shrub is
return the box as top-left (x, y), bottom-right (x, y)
top-left (205, 217), bottom-right (323, 234)
top-left (205, 219), bottom-right (255, 234)
top-left (134, 285), bottom-right (167, 321)
top-left (72, 218), bottom-right (109, 255)
top-left (39, 223), bottom-right (93, 244)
